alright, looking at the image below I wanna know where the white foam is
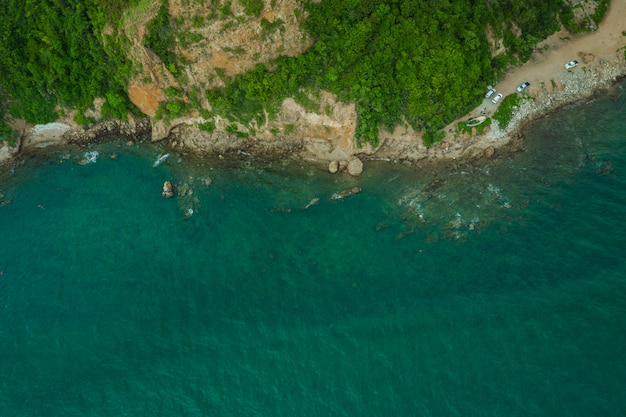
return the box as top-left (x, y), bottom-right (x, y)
top-left (83, 151), bottom-right (99, 164)
top-left (153, 153), bottom-right (170, 167)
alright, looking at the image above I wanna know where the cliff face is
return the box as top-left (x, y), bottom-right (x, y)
top-left (121, 0), bottom-right (366, 161)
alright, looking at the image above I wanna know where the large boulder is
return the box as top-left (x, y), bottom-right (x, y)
top-left (152, 120), bottom-right (171, 142)
top-left (328, 160), bottom-right (339, 174)
top-left (347, 157), bottom-right (363, 176)
top-left (162, 181), bottom-right (174, 198)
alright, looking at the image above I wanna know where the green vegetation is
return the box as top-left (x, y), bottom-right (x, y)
top-left (293, 91), bottom-right (321, 113)
top-left (422, 130), bottom-right (446, 147)
top-left (144, 0), bottom-right (178, 74)
top-left (74, 112), bottom-right (95, 126)
top-left (261, 18), bottom-right (285, 36)
top-left (590, 0), bottom-right (610, 29)
top-left (206, 0), bottom-right (573, 146)
top-left (220, 1), bottom-right (234, 18)
top-left (198, 121), bottom-right (216, 133)
top-left (562, 0), bottom-right (610, 33)
top-left (0, 0), bottom-right (603, 147)
top-left (283, 124), bottom-right (295, 135)
top-left (492, 94), bottom-right (523, 129)
top-left (0, 0), bottom-right (139, 126)
top-left (241, 0), bottom-right (264, 17)
top-left (0, 105), bottom-right (18, 143)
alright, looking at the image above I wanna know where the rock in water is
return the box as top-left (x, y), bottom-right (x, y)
top-left (162, 181), bottom-right (174, 198)
top-left (347, 157), bottom-right (363, 176)
top-left (331, 187), bottom-right (362, 200)
top-left (304, 197), bottom-right (320, 209)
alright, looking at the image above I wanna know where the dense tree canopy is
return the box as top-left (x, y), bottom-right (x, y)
top-left (0, 0), bottom-right (606, 146)
top-left (208, 0), bottom-right (572, 145)
top-left (0, 0), bottom-right (137, 125)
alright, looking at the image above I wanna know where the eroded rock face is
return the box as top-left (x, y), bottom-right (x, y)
top-left (152, 120), bottom-right (171, 142)
top-left (23, 123), bottom-right (71, 149)
top-left (331, 186), bottom-right (362, 200)
top-left (128, 82), bottom-right (166, 117)
top-left (347, 157), bottom-right (363, 176)
top-left (0, 142), bottom-right (20, 165)
top-left (64, 118), bottom-right (151, 145)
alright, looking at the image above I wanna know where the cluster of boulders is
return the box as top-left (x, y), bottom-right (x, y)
top-left (65, 118), bottom-right (151, 145)
top-left (328, 157), bottom-right (363, 176)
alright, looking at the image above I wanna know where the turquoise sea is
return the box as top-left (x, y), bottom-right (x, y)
top-left (1, 81), bottom-right (625, 416)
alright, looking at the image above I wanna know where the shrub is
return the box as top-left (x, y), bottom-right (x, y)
top-left (492, 94), bottom-right (522, 129)
top-left (422, 130), bottom-right (446, 147)
top-left (0, 117), bottom-right (17, 143)
top-left (74, 112), bottom-right (95, 126)
top-left (241, 0), bottom-right (264, 16)
top-left (226, 123), bottom-right (239, 134)
top-left (165, 101), bottom-right (185, 118)
top-left (198, 121), bottom-right (216, 133)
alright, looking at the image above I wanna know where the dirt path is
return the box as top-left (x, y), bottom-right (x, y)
top-left (439, 0), bottom-right (626, 158)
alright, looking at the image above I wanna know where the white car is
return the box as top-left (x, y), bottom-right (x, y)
top-left (485, 88), bottom-right (496, 99)
top-left (491, 93), bottom-right (503, 104)
top-left (564, 60), bottom-right (579, 70)
top-left (516, 82), bottom-right (530, 92)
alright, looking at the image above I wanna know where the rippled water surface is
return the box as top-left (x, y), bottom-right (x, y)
top-left (1, 82), bottom-right (625, 416)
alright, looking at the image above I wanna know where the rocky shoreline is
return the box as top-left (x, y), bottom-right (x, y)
top-left (477, 55), bottom-right (626, 153)
top-left (1, 54), bottom-right (625, 173)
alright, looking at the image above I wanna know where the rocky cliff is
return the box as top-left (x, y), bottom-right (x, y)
top-left (119, 0), bottom-right (380, 163)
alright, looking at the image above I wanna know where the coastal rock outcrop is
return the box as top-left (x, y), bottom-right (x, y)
top-left (331, 187), bottom-right (362, 200)
top-left (0, 141), bottom-right (20, 165)
top-left (64, 117), bottom-right (151, 145)
top-left (23, 123), bottom-right (71, 149)
top-left (162, 181), bottom-right (174, 198)
top-left (151, 120), bottom-right (171, 142)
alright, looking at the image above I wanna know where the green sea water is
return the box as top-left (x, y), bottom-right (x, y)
top-left (1, 82), bottom-right (625, 416)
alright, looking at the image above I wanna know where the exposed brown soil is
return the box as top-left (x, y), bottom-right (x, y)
top-left (128, 82), bottom-right (166, 117)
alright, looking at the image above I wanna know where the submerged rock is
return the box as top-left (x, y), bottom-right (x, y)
top-left (331, 186), bottom-right (362, 200)
top-left (422, 179), bottom-right (443, 193)
top-left (304, 197), bottom-right (320, 209)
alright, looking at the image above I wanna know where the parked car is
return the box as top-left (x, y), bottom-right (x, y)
top-left (491, 93), bottom-right (503, 104)
top-left (564, 60), bottom-right (579, 70)
top-left (485, 88), bottom-right (496, 99)
top-left (516, 82), bottom-right (530, 92)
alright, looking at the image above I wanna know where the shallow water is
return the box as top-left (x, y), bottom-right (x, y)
top-left (1, 82), bottom-right (625, 416)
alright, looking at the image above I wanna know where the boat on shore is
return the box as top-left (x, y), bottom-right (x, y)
top-left (465, 116), bottom-right (487, 127)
